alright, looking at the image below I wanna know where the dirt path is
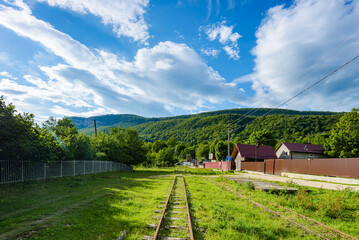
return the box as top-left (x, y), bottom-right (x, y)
top-left (232, 172), bottom-right (359, 192)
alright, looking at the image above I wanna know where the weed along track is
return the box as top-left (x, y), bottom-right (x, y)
top-left (210, 178), bottom-right (358, 240)
top-left (144, 175), bottom-right (195, 240)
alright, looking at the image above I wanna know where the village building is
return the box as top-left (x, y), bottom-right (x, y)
top-left (275, 142), bottom-right (325, 159)
top-left (231, 144), bottom-right (277, 171)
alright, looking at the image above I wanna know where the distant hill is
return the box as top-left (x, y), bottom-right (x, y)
top-left (70, 108), bottom-right (341, 143)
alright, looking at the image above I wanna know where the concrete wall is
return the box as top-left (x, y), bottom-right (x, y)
top-left (235, 153), bottom-right (243, 170)
top-left (291, 152), bottom-right (324, 159)
top-left (204, 161), bottom-right (235, 170)
top-left (276, 144), bottom-right (289, 159)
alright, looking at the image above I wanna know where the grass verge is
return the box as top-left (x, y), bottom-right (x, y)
top-left (218, 176), bottom-right (359, 238)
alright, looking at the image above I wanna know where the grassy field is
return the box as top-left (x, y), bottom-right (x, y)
top-left (217, 176), bottom-right (359, 238)
top-left (0, 167), bottom-right (357, 239)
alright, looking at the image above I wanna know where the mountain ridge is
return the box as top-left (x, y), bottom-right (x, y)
top-left (70, 108), bottom-right (342, 143)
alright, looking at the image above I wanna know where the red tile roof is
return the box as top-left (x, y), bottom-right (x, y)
top-left (280, 142), bottom-right (324, 154)
top-left (233, 144), bottom-right (277, 160)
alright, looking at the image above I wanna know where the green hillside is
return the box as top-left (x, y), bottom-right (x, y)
top-left (71, 108), bottom-right (342, 144)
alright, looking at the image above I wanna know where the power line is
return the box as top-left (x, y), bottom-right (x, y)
top-left (229, 53), bottom-right (359, 133)
top-left (227, 32), bottom-right (359, 128)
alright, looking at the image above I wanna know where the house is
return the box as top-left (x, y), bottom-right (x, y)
top-left (275, 142), bottom-right (325, 159)
top-left (231, 144), bottom-right (277, 171)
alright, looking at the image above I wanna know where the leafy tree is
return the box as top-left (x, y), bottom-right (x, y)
top-left (91, 127), bottom-right (147, 165)
top-left (209, 139), bottom-right (219, 155)
top-left (247, 130), bottom-right (277, 147)
top-left (196, 143), bottom-right (209, 160)
top-left (0, 96), bottom-right (48, 161)
top-left (155, 147), bottom-right (175, 166)
top-left (152, 140), bottom-right (166, 153)
top-left (174, 143), bottom-right (186, 159)
top-left (184, 146), bottom-right (195, 160)
top-left (215, 140), bottom-right (227, 161)
top-left (166, 137), bottom-right (178, 148)
top-left (325, 109), bottom-right (359, 158)
top-left (73, 133), bottom-right (96, 160)
top-left (42, 117), bottom-right (81, 160)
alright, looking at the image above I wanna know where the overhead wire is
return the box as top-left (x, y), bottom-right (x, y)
top-left (229, 53), bottom-right (359, 134)
top-left (227, 30), bottom-right (359, 128)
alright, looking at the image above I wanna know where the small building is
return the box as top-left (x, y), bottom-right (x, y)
top-left (275, 142), bottom-right (325, 159)
top-left (231, 144), bottom-right (277, 171)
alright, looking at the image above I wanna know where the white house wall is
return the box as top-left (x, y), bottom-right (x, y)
top-left (276, 144), bottom-right (290, 159)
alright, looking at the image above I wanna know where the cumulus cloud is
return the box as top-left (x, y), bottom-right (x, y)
top-left (200, 48), bottom-right (220, 57)
top-left (223, 45), bottom-right (239, 60)
top-left (248, 0), bottom-right (359, 111)
top-left (0, 1), bottom-right (245, 118)
top-left (202, 21), bottom-right (241, 60)
top-left (205, 20), bottom-right (241, 44)
top-left (36, 0), bottom-right (150, 44)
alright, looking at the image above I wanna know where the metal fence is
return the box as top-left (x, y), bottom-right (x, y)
top-left (0, 160), bottom-right (133, 184)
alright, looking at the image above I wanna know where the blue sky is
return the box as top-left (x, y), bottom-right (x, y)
top-left (0, 0), bottom-right (359, 121)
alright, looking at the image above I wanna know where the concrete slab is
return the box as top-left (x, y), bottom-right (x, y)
top-left (233, 172), bottom-right (359, 192)
top-left (225, 175), bottom-right (298, 193)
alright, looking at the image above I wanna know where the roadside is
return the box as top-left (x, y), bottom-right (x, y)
top-left (233, 172), bottom-right (359, 192)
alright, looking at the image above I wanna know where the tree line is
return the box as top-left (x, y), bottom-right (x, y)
top-left (0, 97), bottom-right (146, 164)
top-left (1, 96), bottom-right (359, 166)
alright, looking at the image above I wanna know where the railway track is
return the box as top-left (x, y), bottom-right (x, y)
top-left (143, 175), bottom-right (195, 240)
top-left (209, 177), bottom-right (358, 240)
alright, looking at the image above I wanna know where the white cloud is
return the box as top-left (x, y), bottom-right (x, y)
top-left (0, 71), bottom-right (17, 79)
top-left (0, 2), bottom-right (245, 119)
top-left (233, 73), bottom-right (254, 84)
top-left (205, 21), bottom-right (241, 44)
top-left (202, 21), bottom-right (241, 60)
top-left (248, 0), bottom-right (359, 111)
top-left (50, 105), bottom-right (109, 117)
top-left (223, 45), bottom-right (239, 60)
top-left (37, 0), bottom-right (150, 44)
top-left (200, 48), bottom-right (220, 57)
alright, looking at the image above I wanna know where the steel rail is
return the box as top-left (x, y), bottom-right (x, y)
top-left (183, 177), bottom-right (194, 240)
top-left (274, 201), bottom-right (358, 240)
top-left (153, 176), bottom-right (177, 240)
top-left (218, 178), bottom-right (358, 240)
top-left (209, 178), bottom-right (329, 240)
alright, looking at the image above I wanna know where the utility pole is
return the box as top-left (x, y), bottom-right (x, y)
top-left (194, 148), bottom-right (197, 166)
top-left (94, 119), bottom-right (97, 137)
top-left (227, 126), bottom-right (230, 171)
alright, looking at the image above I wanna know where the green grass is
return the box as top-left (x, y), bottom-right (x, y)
top-left (185, 176), bottom-right (318, 239)
top-left (0, 169), bottom-right (175, 239)
top-left (1, 167), bottom-right (357, 239)
top-left (219, 177), bottom-right (359, 238)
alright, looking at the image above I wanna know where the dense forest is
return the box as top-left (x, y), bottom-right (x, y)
top-left (72, 108), bottom-right (340, 143)
top-left (2, 96), bottom-right (359, 166)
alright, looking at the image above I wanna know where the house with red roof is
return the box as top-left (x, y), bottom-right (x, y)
top-left (231, 144), bottom-right (277, 171)
top-left (275, 142), bottom-right (325, 159)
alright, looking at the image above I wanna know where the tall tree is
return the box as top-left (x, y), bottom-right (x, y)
top-left (325, 109), bottom-right (359, 158)
top-left (247, 130), bottom-right (277, 147)
top-left (196, 143), bottom-right (210, 160)
top-left (215, 140), bottom-right (227, 161)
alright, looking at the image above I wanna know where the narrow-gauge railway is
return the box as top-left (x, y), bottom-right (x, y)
top-left (210, 178), bottom-right (358, 240)
top-left (143, 175), bottom-right (194, 240)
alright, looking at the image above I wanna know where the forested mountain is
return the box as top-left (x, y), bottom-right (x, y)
top-left (71, 108), bottom-right (337, 131)
top-left (71, 108), bottom-right (342, 144)
top-left (2, 94), bottom-right (357, 165)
